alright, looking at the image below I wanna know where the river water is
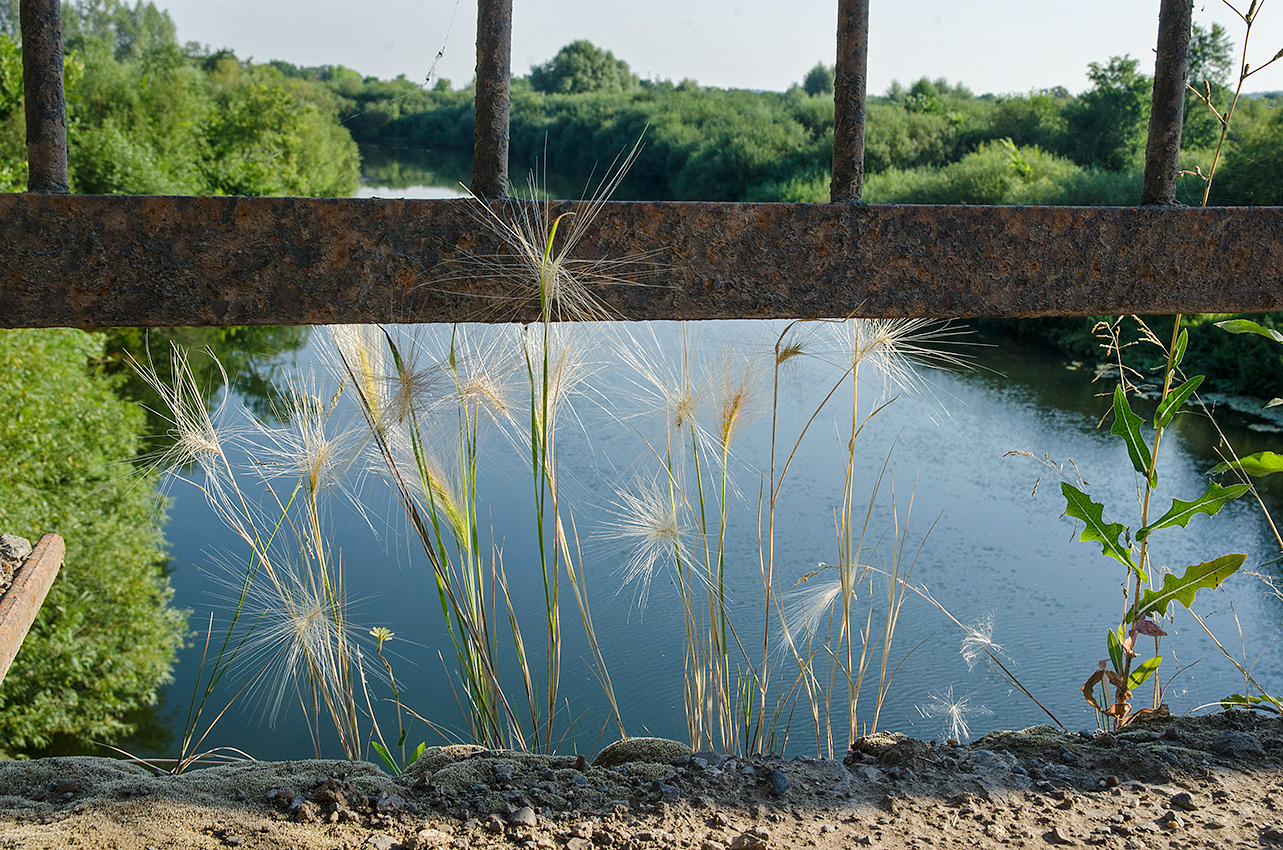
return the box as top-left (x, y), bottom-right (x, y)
top-left (150, 155), bottom-right (1283, 761)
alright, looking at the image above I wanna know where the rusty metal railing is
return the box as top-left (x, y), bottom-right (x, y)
top-left (4, 0), bottom-right (1275, 334)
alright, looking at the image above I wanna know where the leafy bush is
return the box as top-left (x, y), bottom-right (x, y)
top-left (0, 329), bottom-right (186, 756)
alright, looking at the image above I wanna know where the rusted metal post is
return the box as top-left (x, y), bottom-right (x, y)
top-left (831, 0), bottom-right (870, 203)
top-left (0, 533), bottom-right (64, 685)
top-left (19, 0), bottom-right (69, 194)
top-left (472, 0), bottom-right (511, 199)
top-left (1141, 0), bottom-right (1192, 206)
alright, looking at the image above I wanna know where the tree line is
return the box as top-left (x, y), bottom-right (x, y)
top-left (0, 0), bottom-right (359, 196)
top-left (295, 30), bottom-right (1282, 208)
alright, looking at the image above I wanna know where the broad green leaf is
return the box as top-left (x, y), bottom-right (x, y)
top-left (1062, 482), bottom-right (1141, 577)
top-left (1155, 375), bottom-right (1203, 430)
top-left (371, 740), bottom-right (397, 773)
top-left (410, 741), bottom-right (427, 765)
top-left (1129, 554), bottom-right (1246, 620)
top-left (1209, 451), bottom-right (1283, 478)
top-left (1170, 328), bottom-right (1189, 370)
top-left (1127, 656), bottom-right (1162, 691)
top-left (1137, 481), bottom-right (1251, 541)
top-left (1215, 318), bottom-right (1283, 344)
top-left (1266, 398), bottom-right (1283, 409)
top-left (1111, 386), bottom-right (1155, 486)
top-left (1107, 627), bottom-right (1124, 674)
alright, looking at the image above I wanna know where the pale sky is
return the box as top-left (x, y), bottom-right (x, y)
top-left (154, 1), bottom-right (1275, 96)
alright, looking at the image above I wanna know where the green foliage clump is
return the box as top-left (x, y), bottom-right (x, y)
top-left (51, 0), bottom-right (361, 197)
top-left (1064, 56), bottom-right (1151, 171)
top-left (530, 40), bottom-right (638, 95)
top-left (867, 139), bottom-right (1093, 205)
top-left (1214, 105), bottom-right (1283, 205)
top-left (802, 63), bottom-right (834, 97)
top-left (0, 329), bottom-right (186, 757)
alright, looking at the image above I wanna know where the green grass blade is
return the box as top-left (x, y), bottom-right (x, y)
top-left (1128, 553), bottom-right (1246, 620)
top-left (1106, 626), bottom-right (1124, 674)
top-left (371, 740), bottom-right (397, 773)
top-left (1126, 656), bottom-right (1162, 692)
top-left (1137, 481), bottom-right (1251, 541)
top-left (1061, 482), bottom-right (1141, 578)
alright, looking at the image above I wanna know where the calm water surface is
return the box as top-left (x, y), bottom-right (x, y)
top-left (149, 168), bottom-right (1283, 760)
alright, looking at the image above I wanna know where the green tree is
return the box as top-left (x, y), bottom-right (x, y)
top-left (1189, 21), bottom-right (1234, 89)
top-left (1065, 55), bottom-right (1151, 170)
top-left (1184, 22), bottom-right (1236, 149)
top-left (1215, 106), bottom-right (1283, 204)
top-left (802, 62), bottom-right (834, 96)
top-left (529, 40), bottom-right (638, 94)
top-left (904, 77), bottom-right (943, 113)
top-left (0, 329), bottom-right (186, 756)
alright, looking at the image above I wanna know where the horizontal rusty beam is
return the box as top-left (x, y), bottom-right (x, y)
top-left (0, 533), bottom-right (64, 685)
top-left (2, 194), bottom-right (1282, 328)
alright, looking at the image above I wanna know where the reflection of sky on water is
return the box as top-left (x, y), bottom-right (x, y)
top-left (353, 183), bottom-right (467, 199)
top-left (156, 319), bottom-right (1283, 760)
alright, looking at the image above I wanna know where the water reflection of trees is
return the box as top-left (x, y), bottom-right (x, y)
top-left (102, 325), bottom-right (311, 456)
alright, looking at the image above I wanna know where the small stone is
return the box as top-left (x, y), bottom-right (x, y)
top-left (1046, 826), bottom-right (1076, 845)
top-left (412, 827), bottom-right (451, 847)
top-left (0, 534), bottom-right (32, 565)
top-left (819, 824), bottom-right (837, 834)
top-left (376, 791), bottom-right (406, 813)
top-left (572, 774), bottom-right (589, 787)
top-left (484, 814), bottom-right (506, 833)
top-left (593, 737), bottom-right (693, 768)
top-left (1263, 826), bottom-right (1283, 842)
top-left (633, 830), bottom-right (658, 842)
top-left (767, 769), bottom-right (791, 797)
top-left (1155, 811), bottom-right (1184, 829)
top-left (1169, 792), bottom-right (1198, 812)
top-left (363, 836), bottom-right (398, 850)
top-left (566, 840), bottom-right (593, 850)
top-left (1103, 775), bottom-right (1120, 789)
top-left (729, 830), bottom-right (768, 850)
top-left (509, 806), bottom-right (537, 827)
top-left (232, 788), bottom-right (246, 802)
top-left (270, 788), bottom-right (297, 810)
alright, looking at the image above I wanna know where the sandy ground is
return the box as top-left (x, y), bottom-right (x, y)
top-left (1, 711), bottom-right (1280, 849)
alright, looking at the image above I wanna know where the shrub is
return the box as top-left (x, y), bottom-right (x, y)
top-left (0, 329), bottom-right (185, 756)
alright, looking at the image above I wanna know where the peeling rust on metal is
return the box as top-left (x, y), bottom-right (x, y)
top-left (1141, 0), bottom-right (1192, 206)
top-left (1, 194), bottom-right (1281, 328)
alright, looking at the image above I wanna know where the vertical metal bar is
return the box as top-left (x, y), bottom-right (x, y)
top-left (472, 0), bottom-right (511, 199)
top-left (831, 0), bottom-right (870, 203)
top-left (20, 0), bottom-right (69, 194)
top-left (1140, 0), bottom-right (1192, 206)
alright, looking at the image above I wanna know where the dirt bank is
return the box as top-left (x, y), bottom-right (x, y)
top-left (1, 711), bottom-right (1280, 849)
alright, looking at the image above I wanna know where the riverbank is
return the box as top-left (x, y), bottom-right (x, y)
top-left (1, 711), bottom-right (1279, 849)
